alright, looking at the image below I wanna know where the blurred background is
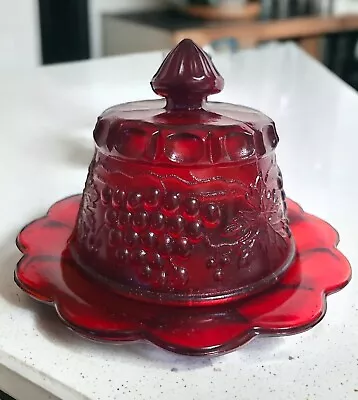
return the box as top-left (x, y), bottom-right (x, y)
top-left (1, 0), bottom-right (358, 90)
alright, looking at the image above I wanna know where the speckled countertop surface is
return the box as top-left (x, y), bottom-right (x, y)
top-left (0, 42), bottom-right (357, 399)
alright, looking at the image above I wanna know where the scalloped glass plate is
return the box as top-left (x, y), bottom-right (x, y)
top-left (15, 195), bottom-right (351, 356)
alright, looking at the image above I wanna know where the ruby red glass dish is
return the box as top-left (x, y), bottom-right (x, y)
top-left (69, 39), bottom-right (295, 306)
top-left (14, 39), bottom-right (351, 355)
top-left (15, 195), bottom-right (351, 355)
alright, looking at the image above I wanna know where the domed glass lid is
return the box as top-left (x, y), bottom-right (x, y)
top-left (93, 39), bottom-right (278, 166)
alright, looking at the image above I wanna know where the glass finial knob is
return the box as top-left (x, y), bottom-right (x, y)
top-left (151, 39), bottom-right (224, 110)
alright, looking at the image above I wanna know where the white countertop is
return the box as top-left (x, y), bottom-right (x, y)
top-left (0, 42), bottom-right (357, 400)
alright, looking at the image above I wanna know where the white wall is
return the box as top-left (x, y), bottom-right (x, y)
top-left (0, 0), bottom-right (357, 68)
top-left (0, 0), bottom-right (40, 68)
top-left (0, 0), bottom-right (164, 68)
top-left (89, 0), bottom-right (166, 58)
top-left (334, 0), bottom-right (358, 14)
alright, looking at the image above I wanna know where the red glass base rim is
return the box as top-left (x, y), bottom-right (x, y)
top-left (70, 239), bottom-right (296, 306)
top-left (14, 195), bottom-right (352, 356)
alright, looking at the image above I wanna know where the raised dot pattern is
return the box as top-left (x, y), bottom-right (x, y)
top-left (94, 186), bottom-right (228, 287)
top-left (206, 254), bottom-right (231, 282)
top-left (83, 161), bottom-right (290, 291)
